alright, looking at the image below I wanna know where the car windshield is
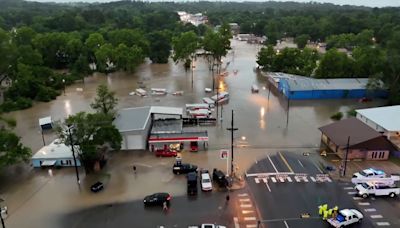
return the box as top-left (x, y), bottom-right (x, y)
top-left (360, 183), bottom-right (369, 188)
top-left (203, 179), bottom-right (210, 183)
top-left (359, 171), bottom-right (368, 177)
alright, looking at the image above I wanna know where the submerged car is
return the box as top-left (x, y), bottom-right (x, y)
top-left (143, 193), bottom-right (171, 206)
top-left (90, 181), bottom-right (104, 193)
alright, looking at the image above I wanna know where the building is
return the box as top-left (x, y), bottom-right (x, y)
top-left (114, 106), bottom-right (184, 150)
top-left (32, 139), bottom-right (81, 168)
top-left (267, 72), bottom-right (388, 100)
top-left (39, 116), bottom-right (53, 130)
top-left (319, 118), bottom-right (396, 160)
top-left (356, 105), bottom-right (400, 149)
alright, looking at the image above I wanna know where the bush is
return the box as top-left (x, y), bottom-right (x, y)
top-left (331, 112), bottom-right (343, 121)
top-left (35, 86), bottom-right (60, 102)
top-left (347, 109), bottom-right (357, 117)
top-left (0, 97), bottom-right (33, 112)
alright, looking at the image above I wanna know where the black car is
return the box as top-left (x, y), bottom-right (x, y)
top-left (90, 181), bottom-right (104, 193)
top-left (173, 163), bottom-right (198, 174)
top-left (213, 169), bottom-right (229, 188)
top-left (187, 172), bottom-right (198, 195)
top-left (143, 193), bottom-right (171, 206)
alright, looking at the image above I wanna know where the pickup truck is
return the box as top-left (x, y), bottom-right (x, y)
top-left (355, 182), bottom-right (400, 198)
top-left (188, 224), bottom-right (226, 228)
top-left (351, 168), bottom-right (400, 185)
top-left (327, 209), bottom-right (363, 227)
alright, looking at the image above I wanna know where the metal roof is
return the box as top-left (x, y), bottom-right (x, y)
top-left (114, 107), bottom-right (151, 132)
top-left (151, 119), bottom-right (183, 134)
top-left (356, 105), bottom-right (400, 132)
top-left (150, 106), bottom-right (183, 116)
top-left (319, 118), bottom-right (382, 148)
top-left (32, 139), bottom-right (79, 160)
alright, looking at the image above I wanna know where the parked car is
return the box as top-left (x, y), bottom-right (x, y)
top-left (327, 209), bottom-right (363, 227)
top-left (187, 172), bottom-right (198, 195)
top-left (155, 148), bottom-right (177, 157)
top-left (356, 182), bottom-right (400, 198)
top-left (201, 170), bottom-right (213, 191)
top-left (90, 181), bottom-right (104, 193)
top-left (352, 168), bottom-right (400, 185)
top-left (213, 169), bottom-right (229, 188)
top-left (173, 163), bottom-right (198, 174)
top-left (190, 141), bottom-right (199, 152)
top-left (143, 192), bottom-right (171, 206)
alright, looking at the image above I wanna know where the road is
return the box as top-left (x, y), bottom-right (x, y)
top-left (245, 151), bottom-right (379, 228)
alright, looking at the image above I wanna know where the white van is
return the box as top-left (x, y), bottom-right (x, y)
top-left (185, 104), bottom-right (210, 111)
top-left (202, 97), bottom-right (215, 108)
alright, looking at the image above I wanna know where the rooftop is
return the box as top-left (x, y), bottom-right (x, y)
top-left (356, 105), bottom-right (400, 131)
top-left (319, 117), bottom-right (382, 147)
top-left (114, 107), bottom-right (151, 132)
top-left (32, 139), bottom-right (78, 160)
top-left (151, 119), bottom-right (183, 134)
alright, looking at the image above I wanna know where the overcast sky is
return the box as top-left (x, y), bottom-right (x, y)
top-left (25, 0), bottom-right (400, 8)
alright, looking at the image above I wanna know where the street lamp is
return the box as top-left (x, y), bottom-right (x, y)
top-left (67, 125), bottom-right (80, 184)
top-left (62, 79), bottom-right (66, 95)
top-left (0, 198), bottom-right (6, 228)
top-left (226, 110), bottom-right (238, 176)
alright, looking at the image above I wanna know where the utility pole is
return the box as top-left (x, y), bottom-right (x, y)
top-left (68, 126), bottom-right (80, 184)
top-left (1, 212), bottom-right (4, 228)
top-left (342, 136), bottom-right (350, 177)
top-left (216, 86), bottom-right (219, 122)
top-left (226, 110), bottom-right (238, 176)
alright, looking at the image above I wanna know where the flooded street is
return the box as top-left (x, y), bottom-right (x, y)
top-left (1, 40), bottom-right (386, 228)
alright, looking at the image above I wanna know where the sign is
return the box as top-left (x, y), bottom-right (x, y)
top-left (220, 149), bottom-right (229, 159)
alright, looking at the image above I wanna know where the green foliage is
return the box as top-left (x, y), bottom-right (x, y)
top-left (90, 84), bottom-right (118, 117)
top-left (0, 128), bottom-right (32, 169)
top-left (147, 31), bottom-right (171, 64)
top-left (294, 34), bottom-right (310, 49)
top-left (202, 27), bottom-right (231, 72)
top-left (330, 112), bottom-right (343, 121)
top-left (347, 109), bottom-right (357, 117)
top-left (0, 97), bottom-right (33, 112)
top-left (172, 31), bottom-right (199, 70)
top-left (315, 49), bottom-right (354, 78)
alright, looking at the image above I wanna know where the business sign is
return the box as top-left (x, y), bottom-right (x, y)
top-left (220, 149), bottom-right (229, 159)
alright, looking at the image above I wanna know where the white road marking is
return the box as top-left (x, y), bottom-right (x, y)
top-left (255, 159), bottom-right (258, 164)
top-left (244, 217), bottom-right (257, 221)
top-left (265, 182), bottom-right (272, 192)
top-left (238, 193), bottom-right (249, 197)
top-left (246, 172), bottom-right (294, 177)
top-left (284, 220), bottom-right (289, 228)
top-left (353, 197), bottom-right (363, 200)
top-left (246, 225), bottom-right (258, 228)
top-left (267, 155), bottom-right (279, 173)
top-left (310, 176), bottom-right (316, 182)
top-left (364, 208), bottom-right (377, 212)
top-left (347, 192), bottom-right (357, 195)
top-left (242, 210), bottom-right (255, 214)
top-left (240, 198), bottom-right (251, 202)
top-left (135, 163), bottom-right (152, 168)
top-left (234, 217), bottom-right (240, 228)
top-left (314, 163), bottom-right (324, 174)
top-left (297, 159), bottom-right (304, 168)
top-left (287, 177), bottom-right (293, 182)
top-left (370, 215), bottom-right (383, 219)
top-left (255, 178), bottom-right (260, 184)
top-left (278, 176), bottom-right (285, 182)
top-left (262, 178), bottom-right (268, 183)
top-left (343, 187), bottom-right (354, 190)
top-left (271, 177), bottom-right (277, 183)
top-left (376, 222), bottom-right (390, 226)
top-left (240, 204), bottom-right (253, 208)
top-left (358, 202), bottom-right (370, 206)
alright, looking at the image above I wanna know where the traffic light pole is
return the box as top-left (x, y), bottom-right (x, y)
top-left (227, 110), bottom-right (238, 176)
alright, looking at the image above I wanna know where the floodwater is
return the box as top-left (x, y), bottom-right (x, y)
top-left (0, 40), bottom-right (385, 228)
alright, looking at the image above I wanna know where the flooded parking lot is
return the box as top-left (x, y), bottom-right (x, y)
top-left (1, 40), bottom-right (386, 228)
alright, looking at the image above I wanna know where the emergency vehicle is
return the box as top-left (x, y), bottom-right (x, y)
top-left (356, 182), bottom-right (400, 198)
top-left (327, 209), bottom-right (363, 227)
top-left (351, 168), bottom-right (400, 185)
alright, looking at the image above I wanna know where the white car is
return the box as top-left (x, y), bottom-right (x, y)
top-left (356, 183), bottom-right (400, 198)
top-left (201, 171), bottom-right (213, 191)
top-left (327, 209), bottom-right (363, 227)
top-left (352, 168), bottom-right (399, 185)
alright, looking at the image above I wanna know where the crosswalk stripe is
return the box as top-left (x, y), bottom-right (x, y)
top-left (326, 177), bottom-right (332, 182)
top-left (370, 215), bottom-right (383, 219)
top-left (240, 204), bottom-right (253, 208)
top-left (242, 210), bottom-right (255, 214)
top-left (255, 178), bottom-right (260, 184)
top-left (238, 193), bottom-right (249, 197)
top-left (365, 208), bottom-right (377, 212)
top-left (279, 177), bottom-right (285, 182)
top-left (246, 225), bottom-right (258, 228)
top-left (244, 217), bottom-right (257, 221)
top-left (287, 177), bottom-right (292, 182)
top-left (310, 176), bottom-right (316, 182)
top-left (234, 217), bottom-right (240, 228)
top-left (262, 178), bottom-right (268, 183)
top-left (376, 222), bottom-right (390, 226)
top-left (239, 198), bottom-right (251, 202)
top-left (271, 177), bottom-right (277, 183)
top-left (358, 202), bottom-right (370, 206)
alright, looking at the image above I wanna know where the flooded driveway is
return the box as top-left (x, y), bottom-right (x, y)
top-left (1, 40), bottom-right (385, 228)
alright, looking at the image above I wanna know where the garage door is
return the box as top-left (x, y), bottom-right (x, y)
top-left (126, 134), bottom-right (145, 150)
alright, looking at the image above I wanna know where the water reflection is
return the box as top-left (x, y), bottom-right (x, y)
top-left (64, 100), bottom-right (72, 116)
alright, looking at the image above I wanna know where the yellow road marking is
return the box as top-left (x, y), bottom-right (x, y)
top-left (278, 151), bottom-right (294, 173)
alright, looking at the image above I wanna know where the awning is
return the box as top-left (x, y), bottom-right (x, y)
top-left (41, 160), bottom-right (57, 167)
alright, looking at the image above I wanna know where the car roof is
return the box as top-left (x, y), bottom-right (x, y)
top-left (364, 168), bottom-right (384, 174)
top-left (340, 209), bottom-right (355, 216)
top-left (201, 173), bottom-right (211, 178)
top-left (153, 192), bottom-right (169, 197)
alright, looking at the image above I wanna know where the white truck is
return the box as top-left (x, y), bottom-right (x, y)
top-left (327, 209), bottom-right (363, 228)
top-left (351, 168), bottom-right (400, 185)
top-left (355, 182), bottom-right (400, 198)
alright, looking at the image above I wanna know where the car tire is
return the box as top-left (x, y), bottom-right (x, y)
top-left (362, 194), bottom-right (368, 199)
top-left (389, 192), bottom-right (395, 198)
top-left (358, 218), bottom-right (362, 223)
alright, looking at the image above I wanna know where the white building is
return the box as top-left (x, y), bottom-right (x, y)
top-left (31, 139), bottom-right (81, 168)
top-left (356, 105), bottom-right (400, 149)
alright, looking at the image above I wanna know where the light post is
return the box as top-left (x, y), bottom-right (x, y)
top-left (67, 125), bottom-right (80, 184)
top-left (62, 79), bottom-right (66, 95)
top-left (0, 198), bottom-right (6, 228)
top-left (226, 110), bottom-right (238, 176)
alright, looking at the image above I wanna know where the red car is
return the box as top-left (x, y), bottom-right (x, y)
top-left (155, 148), bottom-right (177, 157)
top-left (190, 141), bottom-right (198, 152)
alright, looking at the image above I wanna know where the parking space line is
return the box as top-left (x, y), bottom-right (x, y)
top-left (267, 155), bottom-right (279, 173)
top-left (278, 152), bottom-right (294, 173)
top-left (370, 215), bottom-right (383, 219)
top-left (240, 204), bottom-right (253, 208)
top-left (287, 177), bottom-right (292, 182)
top-left (244, 217), bottom-right (257, 221)
top-left (265, 182), bottom-right (272, 192)
top-left (313, 162), bottom-right (324, 174)
top-left (234, 217), bottom-right (240, 228)
top-left (238, 193), bottom-right (249, 197)
top-left (376, 222), bottom-right (390, 226)
top-left (297, 159), bottom-right (304, 168)
top-left (364, 208), bottom-right (377, 212)
top-left (284, 220), bottom-right (289, 228)
top-left (358, 202), bottom-right (370, 206)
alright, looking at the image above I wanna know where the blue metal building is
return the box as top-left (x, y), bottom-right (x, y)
top-left (268, 73), bottom-right (388, 100)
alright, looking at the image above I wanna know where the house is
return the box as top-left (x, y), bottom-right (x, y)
top-left (318, 118), bottom-right (396, 160)
top-left (356, 105), bottom-right (400, 149)
top-left (32, 139), bottom-right (81, 168)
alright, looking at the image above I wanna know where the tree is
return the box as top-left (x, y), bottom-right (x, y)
top-left (90, 84), bottom-right (118, 117)
top-left (0, 28), bottom-right (16, 78)
top-left (57, 112), bottom-right (122, 172)
top-left (315, 49), bottom-right (355, 78)
top-left (202, 26), bottom-right (231, 73)
top-left (147, 31), bottom-right (171, 64)
top-left (172, 31), bottom-right (199, 71)
top-left (94, 43), bottom-right (114, 72)
top-left (294, 34), bottom-right (310, 49)
top-left (85, 33), bottom-right (105, 62)
top-left (352, 46), bottom-right (385, 77)
top-left (256, 45), bottom-right (276, 71)
top-left (114, 44), bottom-right (144, 72)
top-left (384, 31), bottom-right (400, 104)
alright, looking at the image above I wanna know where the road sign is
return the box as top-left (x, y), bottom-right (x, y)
top-left (220, 149), bottom-right (229, 159)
